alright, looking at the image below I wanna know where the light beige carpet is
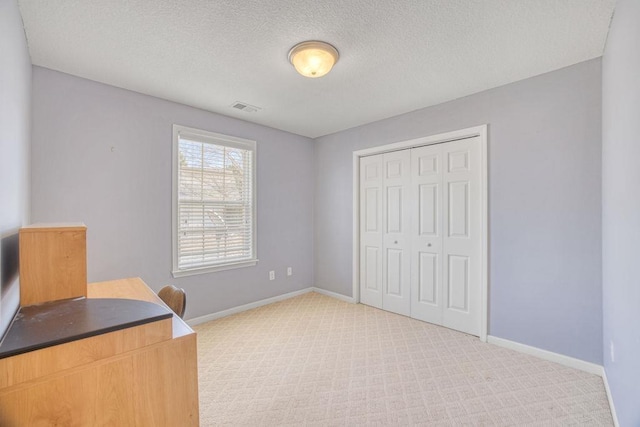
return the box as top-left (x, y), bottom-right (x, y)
top-left (194, 292), bottom-right (613, 426)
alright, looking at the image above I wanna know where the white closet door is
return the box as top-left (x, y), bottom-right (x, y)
top-left (360, 136), bottom-right (483, 336)
top-left (410, 144), bottom-right (444, 324)
top-left (442, 137), bottom-right (481, 336)
top-left (359, 154), bottom-right (383, 309)
top-left (382, 150), bottom-right (411, 316)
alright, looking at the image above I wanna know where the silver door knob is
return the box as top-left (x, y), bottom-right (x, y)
top-left (427, 243), bottom-right (432, 247)
top-left (394, 240), bottom-right (398, 244)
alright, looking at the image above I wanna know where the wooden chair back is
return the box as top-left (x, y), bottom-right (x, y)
top-left (157, 285), bottom-right (186, 319)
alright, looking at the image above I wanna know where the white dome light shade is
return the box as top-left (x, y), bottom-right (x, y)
top-left (288, 41), bottom-right (339, 78)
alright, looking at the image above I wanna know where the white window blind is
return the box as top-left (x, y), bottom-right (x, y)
top-left (172, 125), bottom-right (257, 276)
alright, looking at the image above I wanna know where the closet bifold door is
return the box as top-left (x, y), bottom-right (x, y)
top-left (441, 137), bottom-right (482, 336)
top-left (410, 144), bottom-right (444, 325)
top-left (360, 135), bottom-right (482, 336)
top-left (359, 154), bottom-right (383, 309)
top-left (410, 137), bottom-right (482, 336)
top-left (381, 150), bottom-right (411, 316)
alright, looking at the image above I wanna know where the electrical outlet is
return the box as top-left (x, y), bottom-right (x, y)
top-left (287, 267), bottom-right (292, 276)
top-left (610, 341), bottom-right (615, 362)
top-left (269, 271), bottom-right (275, 281)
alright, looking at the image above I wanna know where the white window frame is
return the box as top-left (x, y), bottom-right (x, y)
top-left (172, 124), bottom-right (257, 277)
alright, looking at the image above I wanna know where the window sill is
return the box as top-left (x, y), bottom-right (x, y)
top-left (172, 259), bottom-right (258, 278)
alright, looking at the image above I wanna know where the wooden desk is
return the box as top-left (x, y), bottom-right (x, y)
top-left (0, 278), bottom-right (199, 426)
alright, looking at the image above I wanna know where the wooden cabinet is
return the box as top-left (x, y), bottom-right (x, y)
top-left (19, 223), bottom-right (87, 306)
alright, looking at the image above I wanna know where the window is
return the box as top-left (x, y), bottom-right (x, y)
top-left (172, 125), bottom-right (257, 277)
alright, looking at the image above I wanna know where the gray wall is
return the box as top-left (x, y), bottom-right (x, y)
top-left (314, 59), bottom-right (603, 364)
top-left (0, 0), bottom-right (31, 337)
top-left (31, 67), bottom-right (315, 320)
top-left (602, 0), bottom-right (640, 424)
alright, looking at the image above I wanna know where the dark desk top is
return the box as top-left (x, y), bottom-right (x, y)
top-left (0, 297), bottom-right (172, 359)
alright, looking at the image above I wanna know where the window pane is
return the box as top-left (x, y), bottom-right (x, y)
top-left (175, 128), bottom-right (255, 272)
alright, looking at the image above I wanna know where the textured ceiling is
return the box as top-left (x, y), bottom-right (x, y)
top-left (18, 0), bottom-right (615, 138)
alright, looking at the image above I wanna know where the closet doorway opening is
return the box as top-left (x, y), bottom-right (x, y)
top-left (352, 125), bottom-right (488, 341)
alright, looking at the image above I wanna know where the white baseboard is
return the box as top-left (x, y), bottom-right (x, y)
top-left (601, 367), bottom-right (620, 427)
top-left (487, 335), bottom-right (603, 376)
top-left (311, 287), bottom-right (355, 303)
top-left (186, 287), bottom-right (314, 326)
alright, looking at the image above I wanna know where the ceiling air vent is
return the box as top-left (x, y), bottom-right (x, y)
top-left (230, 101), bottom-right (261, 113)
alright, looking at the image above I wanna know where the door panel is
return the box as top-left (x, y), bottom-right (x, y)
top-left (448, 255), bottom-right (469, 311)
top-left (386, 186), bottom-right (403, 233)
top-left (448, 150), bottom-right (470, 173)
top-left (364, 188), bottom-right (379, 232)
top-left (410, 144), bottom-right (443, 324)
top-left (386, 249), bottom-right (403, 296)
top-left (418, 154), bottom-right (438, 175)
top-left (382, 150), bottom-right (411, 316)
top-left (442, 137), bottom-right (481, 336)
top-left (419, 184), bottom-right (438, 236)
top-left (418, 252), bottom-right (438, 304)
top-left (386, 159), bottom-right (403, 179)
top-left (364, 247), bottom-right (380, 290)
top-left (359, 155), bottom-right (383, 309)
top-left (448, 181), bottom-right (469, 238)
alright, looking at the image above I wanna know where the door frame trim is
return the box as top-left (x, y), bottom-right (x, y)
top-left (352, 125), bottom-right (489, 342)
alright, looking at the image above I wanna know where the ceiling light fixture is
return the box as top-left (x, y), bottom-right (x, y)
top-left (288, 41), bottom-right (339, 78)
